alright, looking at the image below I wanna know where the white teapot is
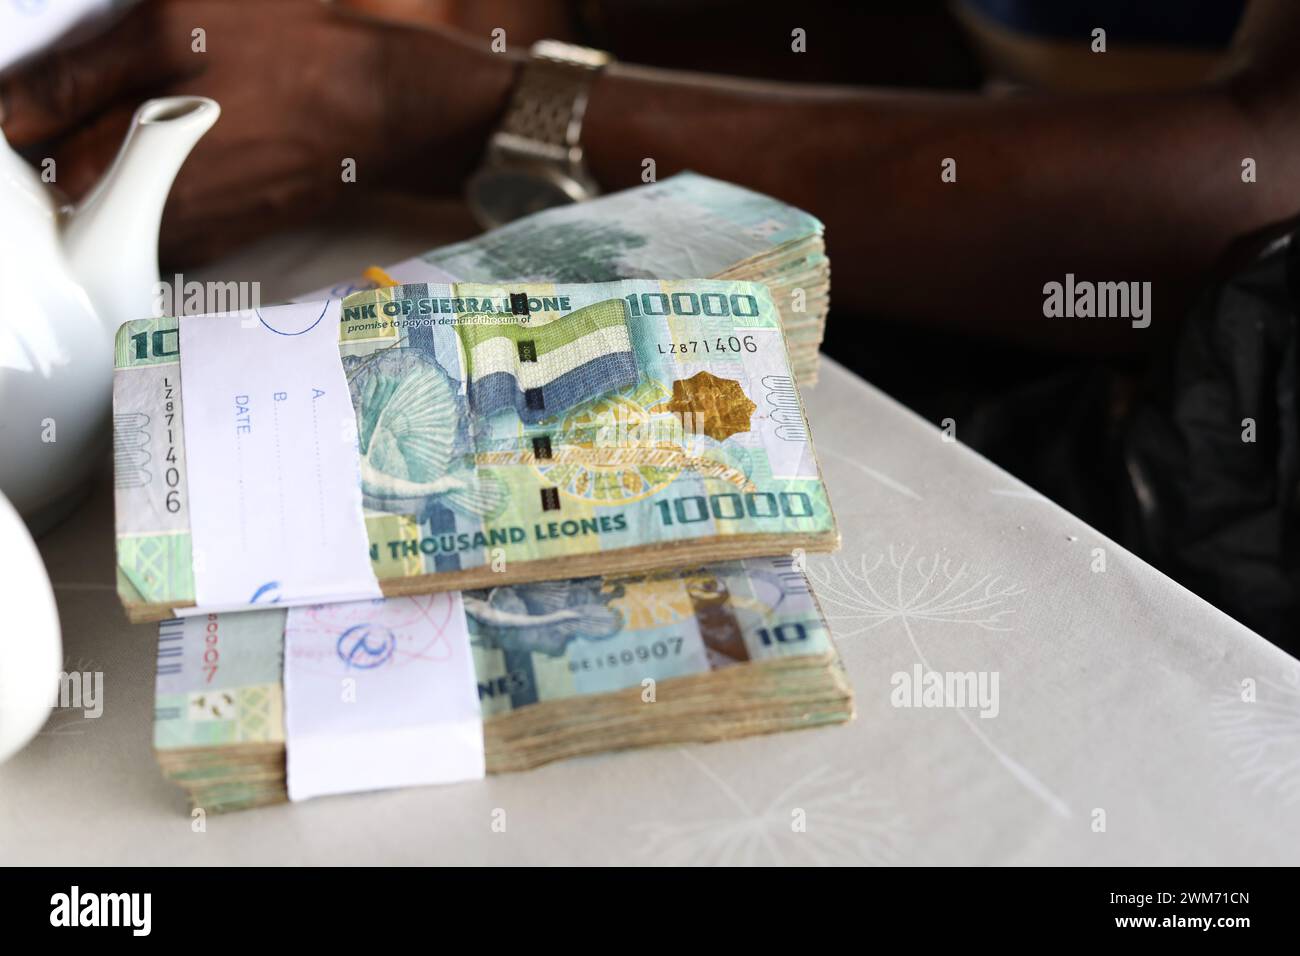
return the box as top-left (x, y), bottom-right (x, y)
top-left (0, 96), bottom-right (219, 534)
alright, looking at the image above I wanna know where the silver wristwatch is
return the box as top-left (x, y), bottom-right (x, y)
top-left (466, 40), bottom-right (613, 230)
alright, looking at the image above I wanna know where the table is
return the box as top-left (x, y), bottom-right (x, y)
top-left (4, 211), bottom-right (1297, 865)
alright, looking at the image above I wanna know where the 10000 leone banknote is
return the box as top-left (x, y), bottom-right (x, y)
top-left (115, 279), bottom-right (838, 622)
top-left (154, 556), bottom-right (848, 760)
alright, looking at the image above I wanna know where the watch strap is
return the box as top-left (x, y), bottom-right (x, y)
top-left (495, 40), bottom-right (612, 164)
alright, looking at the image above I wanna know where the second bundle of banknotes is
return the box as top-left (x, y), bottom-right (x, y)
top-left (155, 556), bottom-right (851, 812)
top-left (115, 278), bottom-right (838, 622)
top-left (336, 173), bottom-right (832, 384)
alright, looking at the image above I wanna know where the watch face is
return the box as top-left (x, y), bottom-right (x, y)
top-left (467, 167), bottom-right (590, 230)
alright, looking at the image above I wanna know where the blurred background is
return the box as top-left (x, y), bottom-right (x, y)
top-left (2, 0), bottom-right (1295, 648)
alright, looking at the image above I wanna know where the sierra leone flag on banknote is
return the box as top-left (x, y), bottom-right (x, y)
top-left (456, 297), bottom-right (637, 423)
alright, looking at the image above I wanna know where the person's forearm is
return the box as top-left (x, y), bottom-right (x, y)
top-left (584, 64), bottom-right (1300, 351)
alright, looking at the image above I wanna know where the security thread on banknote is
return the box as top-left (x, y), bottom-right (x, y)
top-left (113, 279), bottom-right (839, 622)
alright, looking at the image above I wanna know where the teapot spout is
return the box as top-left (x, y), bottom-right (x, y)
top-left (63, 97), bottom-right (219, 332)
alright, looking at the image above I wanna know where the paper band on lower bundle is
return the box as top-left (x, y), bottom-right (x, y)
top-left (177, 300), bottom-right (382, 612)
top-left (457, 297), bottom-right (639, 423)
top-left (283, 594), bottom-right (485, 799)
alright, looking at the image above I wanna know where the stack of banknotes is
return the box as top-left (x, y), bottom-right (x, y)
top-left (154, 558), bottom-right (851, 812)
top-left (312, 173), bottom-right (830, 384)
top-left (115, 257), bottom-right (848, 809)
top-left (116, 279), bottom-right (839, 621)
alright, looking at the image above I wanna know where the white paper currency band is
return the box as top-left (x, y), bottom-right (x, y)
top-left (177, 301), bottom-right (381, 610)
top-left (283, 596), bottom-right (486, 800)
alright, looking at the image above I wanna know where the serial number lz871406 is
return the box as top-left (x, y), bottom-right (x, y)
top-left (657, 336), bottom-right (759, 355)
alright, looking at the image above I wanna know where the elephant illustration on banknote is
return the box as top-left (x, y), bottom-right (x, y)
top-left (463, 577), bottom-right (626, 657)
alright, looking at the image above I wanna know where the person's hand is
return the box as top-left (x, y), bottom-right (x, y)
top-left (0, 0), bottom-right (516, 264)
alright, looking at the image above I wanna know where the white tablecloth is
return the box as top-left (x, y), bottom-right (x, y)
top-left (3, 212), bottom-right (1297, 865)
